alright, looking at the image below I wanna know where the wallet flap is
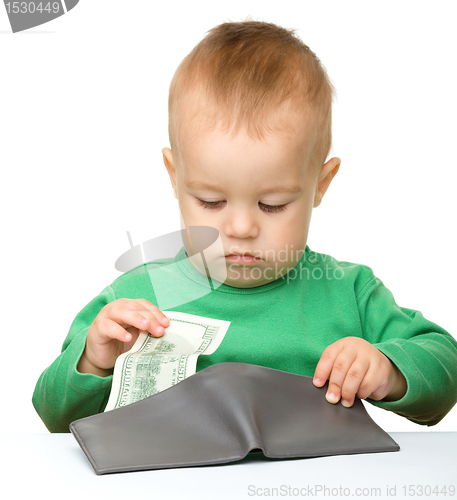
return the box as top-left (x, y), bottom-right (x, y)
top-left (70, 362), bottom-right (400, 474)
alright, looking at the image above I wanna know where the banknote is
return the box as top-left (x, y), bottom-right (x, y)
top-left (104, 311), bottom-right (231, 411)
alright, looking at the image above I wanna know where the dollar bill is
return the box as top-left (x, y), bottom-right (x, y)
top-left (104, 311), bottom-right (231, 412)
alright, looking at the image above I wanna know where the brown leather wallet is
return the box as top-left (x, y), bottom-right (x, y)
top-left (70, 362), bottom-right (400, 474)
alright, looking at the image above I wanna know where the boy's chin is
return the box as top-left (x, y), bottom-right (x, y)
top-left (222, 267), bottom-right (282, 288)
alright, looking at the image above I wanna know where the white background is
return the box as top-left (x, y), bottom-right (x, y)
top-left (0, 1), bottom-right (456, 434)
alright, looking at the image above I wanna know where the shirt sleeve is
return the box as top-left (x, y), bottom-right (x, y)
top-left (356, 273), bottom-right (457, 426)
top-left (32, 285), bottom-right (117, 433)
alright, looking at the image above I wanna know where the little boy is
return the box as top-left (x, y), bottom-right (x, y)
top-left (33, 20), bottom-right (457, 433)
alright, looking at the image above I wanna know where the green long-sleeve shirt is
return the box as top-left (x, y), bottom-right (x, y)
top-left (32, 245), bottom-right (457, 432)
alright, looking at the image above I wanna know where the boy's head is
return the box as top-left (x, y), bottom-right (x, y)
top-left (162, 20), bottom-right (341, 288)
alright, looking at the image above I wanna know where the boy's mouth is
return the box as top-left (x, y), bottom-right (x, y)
top-left (225, 253), bottom-right (262, 264)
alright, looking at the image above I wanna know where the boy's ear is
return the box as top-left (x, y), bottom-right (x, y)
top-left (162, 147), bottom-right (178, 199)
top-left (313, 157), bottom-right (341, 208)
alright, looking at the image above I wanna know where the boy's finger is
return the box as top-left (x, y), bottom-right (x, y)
top-left (135, 299), bottom-right (170, 326)
top-left (122, 310), bottom-right (164, 337)
top-left (354, 364), bottom-right (382, 401)
top-left (339, 360), bottom-right (370, 407)
top-left (139, 316), bottom-right (165, 337)
top-left (101, 318), bottom-right (136, 343)
top-left (133, 312), bottom-right (167, 337)
top-left (108, 306), bottom-right (165, 338)
top-left (313, 344), bottom-right (342, 387)
top-left (137, 299), bottom-right (169, 321)
top-left (324, 351), bottom-right (358, 404)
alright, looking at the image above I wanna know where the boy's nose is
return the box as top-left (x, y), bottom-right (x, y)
top-left (224, 213), bottom-right (260, 240)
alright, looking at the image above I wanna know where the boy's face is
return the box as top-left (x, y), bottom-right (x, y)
top-left (163, 107), bottom-right (340, 288)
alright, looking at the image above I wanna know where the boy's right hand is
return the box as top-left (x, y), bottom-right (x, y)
top-left (77, 298), bottom-right (170, 377)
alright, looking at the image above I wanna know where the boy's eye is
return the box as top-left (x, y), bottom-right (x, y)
top-left (196, 199), bottom-right (288, 213)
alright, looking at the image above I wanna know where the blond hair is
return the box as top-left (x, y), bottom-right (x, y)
top-left (167, 19), bottom-right (336, 172)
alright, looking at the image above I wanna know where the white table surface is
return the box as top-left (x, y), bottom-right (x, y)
top-left (1, 432), bottom-right (456, 499)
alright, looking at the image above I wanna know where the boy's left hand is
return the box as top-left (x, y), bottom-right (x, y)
top-left (313, 336), bottom-right (407, 407)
